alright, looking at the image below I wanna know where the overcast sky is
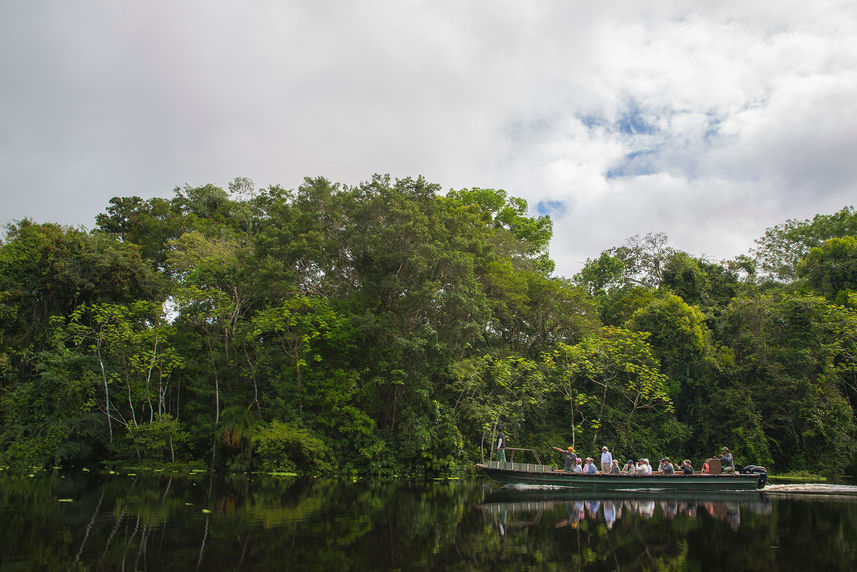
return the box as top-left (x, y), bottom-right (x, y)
top-left (2, 1), bottom-right (856, 277)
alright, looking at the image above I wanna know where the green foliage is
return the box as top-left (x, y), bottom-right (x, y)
top-left (797, 236), bottom-right (857, 302)
top-left (0, 336), bottom-right (102, 469)
top-left (754, 206), bottom-right (857, 281)
top-left (543, 327), bottom-right (676, 452)
top-left (251, 421), bottom-right (334, 475)
top-left (449, 354), bottom-right (548, 458)
top-left (4, 180), bottom-right (857, 480)
top-left (609, 232), bottom-right (674, 288)
top-left (596, 284), bottom-right (657, 326)
top-left (661, 252), bottom-right (708, 306)
top-left (574, 252), bottom-right (626, 296)
top-left (716, 293), bottom-right (857, 475)
top-left (113, 414), bottom-right (190, 464)
top-left (0, 220), bottom-right (162, 361)
top-left (626, 294), bottom-right (710, 397)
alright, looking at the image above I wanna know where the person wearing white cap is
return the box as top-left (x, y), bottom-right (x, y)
top-left (600, 446), bottom-right (613, 474)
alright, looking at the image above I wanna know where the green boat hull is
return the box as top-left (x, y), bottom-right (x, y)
top-left (476, 461), bottom-right (765, 491)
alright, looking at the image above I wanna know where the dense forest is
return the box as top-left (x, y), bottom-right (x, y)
top-left (2, 175), bottom-right (857, 478)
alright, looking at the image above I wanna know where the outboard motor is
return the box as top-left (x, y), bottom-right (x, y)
top-left (742, 464), bottom-right (768, 487)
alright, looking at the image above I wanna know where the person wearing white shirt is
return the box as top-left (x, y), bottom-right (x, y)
top-left (600, 446), bottom-right (613, 473)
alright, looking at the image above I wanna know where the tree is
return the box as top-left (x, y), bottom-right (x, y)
top-left (610, 232), bottom-right (674, 288)
top-left (574, 252), bottom-right (626, 296)
top-left (626, 295), bottom-right (709, 388)
top-left (661, 252), bottom-right (708, 306)
top-left (543, 327), bottom-right (676, 453)
top-left (797, 236), bottom-right (857, 303)
top-left (753, 206), bottom-right (857, 282)
top-left (717, 293), bottom-right (857, 474)
top-left (64, 302), bottom-right (183, 457)
top-left (449, 354), bottom-right (548, 461)
top-left (0, 221), bottom-right (162, 355)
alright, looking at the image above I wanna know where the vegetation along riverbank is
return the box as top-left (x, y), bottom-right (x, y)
top-left (2, 175), bottom-right (857, 481)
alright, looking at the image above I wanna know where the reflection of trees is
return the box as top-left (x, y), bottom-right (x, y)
top-left (1, 476), bottom-right (857, 570)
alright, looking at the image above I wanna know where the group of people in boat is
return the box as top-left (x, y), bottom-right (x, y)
top-left (549, 445), bottom-right (736, 475)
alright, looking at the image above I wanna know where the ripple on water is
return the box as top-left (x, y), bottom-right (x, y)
top-left (763, 483), bottom-right (857, 497)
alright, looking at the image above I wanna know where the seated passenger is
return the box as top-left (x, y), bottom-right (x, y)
top-left (659, 457), bottom-right (675, 474)
top-left (610, 460), bottom-right (622, 474)
top-left (572, 457), bottom-right (583, 474)
top-left (635, 460), bottom-right (647, 475)
top-left (643, 458), bottom-right (653, 475)
top-left (583, 457), bottom-right (599, 474)
top-left (622, 459), bottom-right (636, 474)
top-left (681, 459), bottom-right (694, 474)
top-left (720, 447), bottom-right (734, 473)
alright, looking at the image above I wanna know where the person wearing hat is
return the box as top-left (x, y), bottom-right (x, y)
top-left (720, 447), bottom-right (734, 473)
top-left (622, 459), bottom-right (636, 474)
top-left (583, 457), bottom-right (599, 474)
top-left (600, 446), bottom-right (613, 474)
top-left (659, 457), bottom-right (675, 474)
top-left (552, 445), bottom-right (579, 472)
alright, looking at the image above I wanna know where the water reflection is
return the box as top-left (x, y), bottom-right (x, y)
top-left (1, 474), bottom-right (856, 570)
top-left (480, 488), bottom-right (773, 536)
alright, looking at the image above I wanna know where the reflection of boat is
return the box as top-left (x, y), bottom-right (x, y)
top-left (480, 486), bottom-right (768, 505)
top-left (478, 487), bottom-right (772, 533)
top-left (476, 449), bottom-right (767, 491)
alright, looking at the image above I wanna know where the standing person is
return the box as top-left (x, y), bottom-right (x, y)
top-left (600, 446), bottom-right (613, 474)
top-left (552, 446), bottom-right (578, 472)
top-left (496, 429), bottom-right (507, 462)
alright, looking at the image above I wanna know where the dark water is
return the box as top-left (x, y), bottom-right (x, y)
top-left (1, 474), bottom-right (856, 570)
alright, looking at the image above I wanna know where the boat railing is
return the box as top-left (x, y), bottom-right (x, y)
top-left (488, 448), bottom-right (555, 473)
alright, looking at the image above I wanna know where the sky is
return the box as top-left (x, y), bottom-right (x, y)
top-left (2, 1), bottom-right (857, 277)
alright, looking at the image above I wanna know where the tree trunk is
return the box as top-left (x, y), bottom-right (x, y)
top-left (96, 341), bottom-right (113, 444)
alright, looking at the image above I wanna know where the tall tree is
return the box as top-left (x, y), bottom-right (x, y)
top-left (543, 327), bottom-right (676, 454)
top-left (753, 206), bottom-right (857, 282)
top-left (797, 236), bottom-right (857, 303)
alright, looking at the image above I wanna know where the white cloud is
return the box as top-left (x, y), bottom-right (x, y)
top-left (2, 1), bottom-right (857, 277)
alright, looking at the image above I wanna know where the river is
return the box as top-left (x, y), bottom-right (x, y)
top-left (1, 473), bottom-right (856, 570)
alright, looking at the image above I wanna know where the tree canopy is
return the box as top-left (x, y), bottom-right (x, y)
top-left (2, 176), bottom-right (856, 479)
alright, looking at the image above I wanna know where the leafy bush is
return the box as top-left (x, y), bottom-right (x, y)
top-left (112, 414), bottom-right (190, 464)
top-left (251, 421), bottom-right (334, 475)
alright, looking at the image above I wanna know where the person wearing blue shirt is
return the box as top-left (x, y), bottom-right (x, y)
top-left (583, 457), bottom-right (599, 474)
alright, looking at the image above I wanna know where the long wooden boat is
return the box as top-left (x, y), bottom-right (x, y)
top-left (477, 450), bottom-right (767, 491)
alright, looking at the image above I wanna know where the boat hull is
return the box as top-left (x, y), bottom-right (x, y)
top-left (476, 461), bottom-right (765, 491)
